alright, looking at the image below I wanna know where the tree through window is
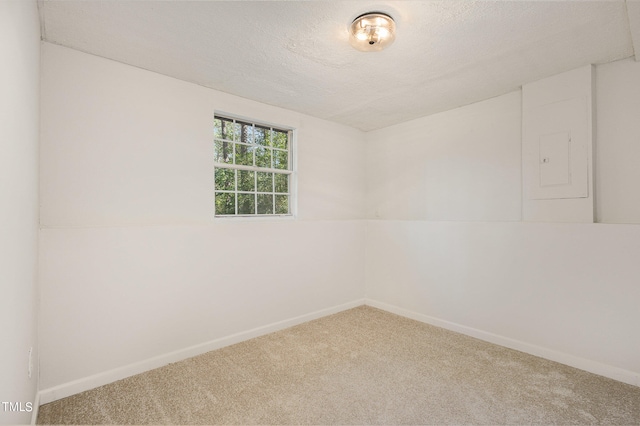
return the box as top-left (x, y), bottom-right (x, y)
top-left (214, 115), bottom-right (293, 216)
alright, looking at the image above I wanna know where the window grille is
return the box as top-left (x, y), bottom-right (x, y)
top-left (214, 115), bottom-right (293, 216)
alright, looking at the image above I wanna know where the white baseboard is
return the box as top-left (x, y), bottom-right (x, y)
top-left (30, 391), bottom-right (39, 425)
top-left (38, 299), bottom-right (365, 405)
top-left (38, 297), bottom-right (638, 407)
top-left (365, 299), bottom-right (640, 388)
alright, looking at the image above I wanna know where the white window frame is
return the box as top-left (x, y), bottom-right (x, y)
top-left (214, 113), bottom-right (295, 218)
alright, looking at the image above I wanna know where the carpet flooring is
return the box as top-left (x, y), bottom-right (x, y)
top-left (37, 306), bottom-right (640, 425)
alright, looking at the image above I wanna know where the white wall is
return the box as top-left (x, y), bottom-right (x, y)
top-left (40, 45), bottom-right (365, 226)
top-left (366, 91), bottom-right (522, 222)
top-left (38, 42), bottom-right (640, 405)
top-left (39, 43), bottom-right (366, 399)
top-left (366, 221), bottom-right (640, 384)
top-left (596, 58), bottom-right (640, 224)
top-left (364, 65), bottom-right (640, 386)
top-left (0, 1), bottom-right (40, 424)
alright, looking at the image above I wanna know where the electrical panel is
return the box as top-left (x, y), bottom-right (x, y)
top-left (527, 97), bottom-right (589, 200)
top-left (522, 65), bottom-right (594, 223)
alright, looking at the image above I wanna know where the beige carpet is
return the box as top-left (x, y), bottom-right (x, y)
top-left (38, 306), bottom-right (640, 425)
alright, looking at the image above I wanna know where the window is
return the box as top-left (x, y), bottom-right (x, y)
top-left (214, 114), bottom-right (293, 216)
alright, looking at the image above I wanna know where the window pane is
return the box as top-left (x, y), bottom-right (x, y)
top-left (275, 195), bottom-right (289, 214)
top-left (257, 194), bottom-right (274, 214)
top-left (237, 170), bottom-right (255, 192)
top-left (215, 168), bottom-right (234, 191)
top-left (254, 125), bottom-right (269, 146)
top-left (214, 118), bottom-right (222, 139)
top-left (238, 193), bottom-right (255, 215)
top-left (273, 149), bottom-right (288, 170)
top-left (257, 172), bottom-right (273, 192)
top-left (239, 121), bottom-right (253, 144)
top-left (235, 143), bottom-right (254, 166)
top-left (274, 173), bottom-right (288, 193)
top-left (214, 141), bottom-right (233, 164)
top-left (255, 147), bottom-right (272, 168)
top-left (273, 130), bottom-right (288, 149)
top-left (221, 119), bottom-right (239, 141)
top-left (215, 192), bottom-right (235, 215)
top-left (214, 115), bottom-right (292, 217)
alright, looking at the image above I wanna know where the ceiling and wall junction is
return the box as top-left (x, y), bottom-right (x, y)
top-left (40, 0), bottom-right (639, 131)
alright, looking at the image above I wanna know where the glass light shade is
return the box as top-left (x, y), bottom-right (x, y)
top-left (349, 12), bottom-right (396, 52)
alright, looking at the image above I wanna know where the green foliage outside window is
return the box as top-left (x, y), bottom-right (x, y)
top-left (214, 116), bottom-right (292, 216)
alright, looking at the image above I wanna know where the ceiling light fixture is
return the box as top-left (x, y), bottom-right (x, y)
top-left (349, 12), bottom-right (396, 52)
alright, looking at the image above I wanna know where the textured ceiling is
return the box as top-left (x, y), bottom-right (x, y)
top-left (41, 0), bottom-right (636, 131)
